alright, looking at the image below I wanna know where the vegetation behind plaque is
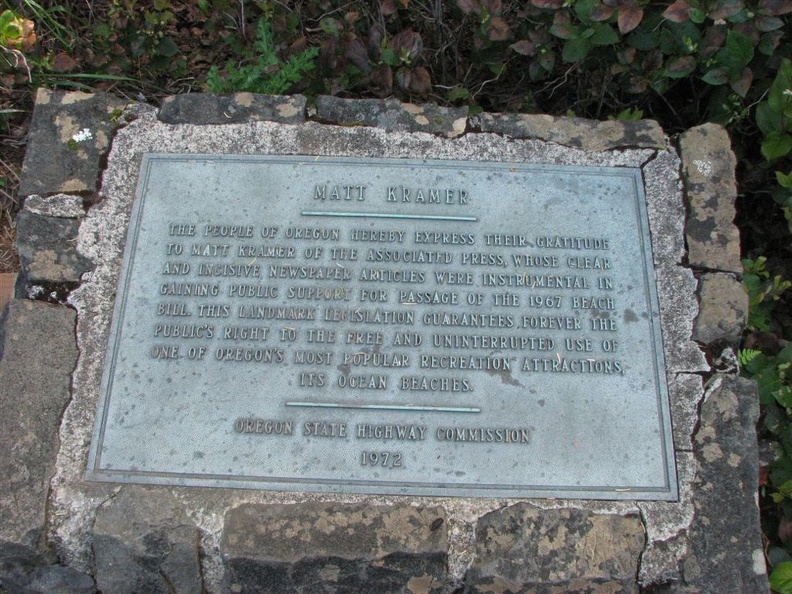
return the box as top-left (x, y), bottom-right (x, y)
top-left (2, 0), bottom-right (792, 589)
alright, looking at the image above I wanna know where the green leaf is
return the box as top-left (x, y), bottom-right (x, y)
top-left (572, 0), bottom-right (599, 24)
top-left (448, 86), bottom-right (470, 101)
top-left (776, 386), bottom-right (792, 408)
top-left (770, 561), bottom-right (792, 593)
top-left (762, 132), bottom-right (792, 160)
top-left (627, 27), bottom-right (658, 51)
top-left (380, 47), bottom-right (397, 67)
top-left (319, 17), bottom-right (343, 35)
top-left (724, 29), bottom-right (754, 73)
top-left (659, 21), bottom-right (701, 55)
top-left (610, 107), bottom-right (643, 121)
top-left (777, 171), bottom-right (792, 189)
top-left (156, 37), bottom-right (179, 58)
top-left (771, 185), bottom-right (792, 209)
top-left (689, 7), bottom-right (706, 23)
top-left (702, 67), bottom-right (729, 85)
top-left (779, 344), bottom-right (792, 365)
top-left (759, 31), bottom-right (784, 56)
top-left (536, 50), bottom-right (556, 72)
top-left (562, 37), bottom-right (592, 62)
top-left (756, 101), bottom-right (784, 136)
top-left (769, 546), bottom-right (792, 569)
top-left (590, 22), bottom-right (619, 45)
top-left (0, 10), bottom-right (15, 33)
top-left (768, 58), bottom-right (792, 116)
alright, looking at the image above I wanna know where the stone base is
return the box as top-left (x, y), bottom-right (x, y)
top-left (0, 92), bottom-right (767, 594)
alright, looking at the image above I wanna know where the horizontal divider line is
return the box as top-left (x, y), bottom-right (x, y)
top-left (285, 401), bottom-right (481, 413)
top-left (301, 211), bottom-right (478, 222)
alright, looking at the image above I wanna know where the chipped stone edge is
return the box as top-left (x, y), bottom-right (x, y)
top-left (23, 194), bottom-right (85, 219)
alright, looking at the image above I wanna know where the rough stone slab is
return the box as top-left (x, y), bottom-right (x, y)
top-left (656, 266), bottom-right (709, 373)
top-left (158, 93), bottom-right (306, 125)
top-left (475, 113), bottom-right (666, 151)
top-left (681, 375), bottom-right (768, 593)
top-left (26, 564), bottom-right (97, 594)
top-left (642, 149), bottom-right (686, 266)
top-left (679, 124), bottom-right (741, 274)
top-left (23, 194), bottom-right (85, 218)
top-left (0, 541), bottom-right (51, 592)
top-left (0, 300), bottom-right (77, 549)
top-left (92, 486), bottom-right (203, 594)
top-left (316, 96), bottom-right (467, 138)
top-left (15, 210), bottom-right (93, 283)
top-left (18, 89), bottom-right (128, 197)
top-left (692, 272), bottom-right (748, 345)
top-left (637, 452), bottom-right (696, 588)
top-left (465, 503), bottom-right (644, 593)
top-left (0, 541), bottom-right (93, 593)
top-left (222, 503), bottom-right (447, 594)
top-left (668, 373), bottom-right (704, 451)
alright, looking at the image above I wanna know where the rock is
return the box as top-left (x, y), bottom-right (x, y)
top-left (0, 300), bottom-right (77, 549)
top-left (466, 503), bottom-right (644, 593)
top-left (656, 265), bottom-right (709, 373)
top-left (692, 272), bottom-right (748, 345)
top-left (27, 564), bottom-right (96, 594)
top-left (475, 113), bottom-right (666, 151)
top-left (0, 542), bottom-right (94, 593)
top-left (222, 503), bottom-right (447, 593)
top-left (23, 194), bottom-right (84, 219)
top-left (0, 541), bottom-right (47, 592)
top-left (92, 487), bottom-right (204, 594)
top-left (18, 89), bottom-right (128, 197)
top-left (679, 124), bottom-right (741, 274)
top-left (316, 96), bottom-right (468, 138)
top-left (680, 375), bottom-right (768, 593)
top-left (15, 209), bottom-right (93, 284)
top-left (158, 93), bottom-right (306, 125)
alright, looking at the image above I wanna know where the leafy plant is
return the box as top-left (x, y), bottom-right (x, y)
top-left (743, 257), bottom-right (792, 333)
top-left (758, 59), bottom-right (792, 161)
top-left (744, 341), bottom-right (792, 585)
top-left (206, 18), bottom-right (318, 94)
top-left (0, 8), bottom-right (35, 81)
top-left (771, 561), bottom-right (792, 594)
top-left (742, 256), bottom-right (792, 590)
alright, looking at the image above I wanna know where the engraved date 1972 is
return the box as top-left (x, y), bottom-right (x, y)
top-left (360, 451), bottom-right (403, 468)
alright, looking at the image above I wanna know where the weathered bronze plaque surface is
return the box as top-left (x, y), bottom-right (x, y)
top-left (86, 155), bottom-right (677, 500)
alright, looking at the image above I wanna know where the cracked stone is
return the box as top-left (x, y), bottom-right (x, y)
top-left (692, 272), bottom-right (748, 345)
top-left (92, 486), bottom-right (204, 594)
top-left (222, 503), bottom-right (447, 594)
top-left (680, 375), bottom-right (768, 594)
top-left (466, 503), bottom-right (644, 593)
top-left (158, 93), bottom-right (306, 124)
top-left (0, 300), bottom-right (77, 549)
top-left (679, 124), bottom-right (741, 274)
top-left (316, 96), bottom-right (468, 138)
top-left (15, 210), bottom-right (93, 284)
top-left (475, 113), bottom-right (666, 151)
top-left (18, 88), bottom-right (128, 197)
